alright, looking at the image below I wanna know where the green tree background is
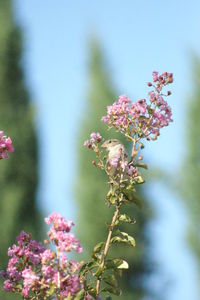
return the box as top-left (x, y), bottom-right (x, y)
top-left (0, 1), bottom-right (42, 298)
top-left (75, 39), bottom-right (153, 300)
top-left (179, 57), bottom-right (200, 294)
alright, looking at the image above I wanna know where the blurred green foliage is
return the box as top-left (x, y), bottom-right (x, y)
top-left (75, 38), bottom-right (153, 299)
top-left (0, 1), bottom-right (42, 298)
top-left (180, 57), bottom-right (200, 289)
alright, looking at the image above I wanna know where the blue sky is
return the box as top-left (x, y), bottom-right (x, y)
top-left (14, 1), bottom-right (200, 299)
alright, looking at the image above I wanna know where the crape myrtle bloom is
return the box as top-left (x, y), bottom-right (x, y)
top-left (0, 131), bottom-right (14, 159)
top-left (1, 212), bottom-right (83, 299)
top-left (101, 71), bottom-right (173, 141)
top-left (84, 132), bottom-right (102, 149)
top-left (45, 212), bottom-right (83, 253)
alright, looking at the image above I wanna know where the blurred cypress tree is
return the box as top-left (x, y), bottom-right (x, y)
top-left (75, 38), bottom-right (152, 299)
top-left (0, 1), bottom-right (42, 298)
top-left (180, 57), bottom-right (200, 287)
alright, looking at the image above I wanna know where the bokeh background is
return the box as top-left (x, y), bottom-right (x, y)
top-left (0, 0), bottom-right (200, 299)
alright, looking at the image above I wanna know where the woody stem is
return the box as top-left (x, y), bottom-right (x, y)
top-left (96, 199), bottom-right (122, 296)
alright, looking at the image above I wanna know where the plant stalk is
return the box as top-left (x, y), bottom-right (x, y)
top-left (95, 204), bottom-right (121, 296)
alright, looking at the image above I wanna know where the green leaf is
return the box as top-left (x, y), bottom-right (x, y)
top-left (135, 176), bottom-right (145, 184)
top-left (147, 107), bottom-right (153, 114)
top-left (110, 236), bottom-right (125, 244)
top-left (79, 262), bottom-right (88, 277)
top-left (106, 189), bottom-right (118, 205)
top-left (94, 266), bottom-right (103, 277)
top-left (126, 184), bottom-right (136, 193)
top-left (111, 231), bottom-right (136, 247)
top-left (103, 274), bottom-right (118, 288)
top-left (101, 286), bottom-right (121, 296)
top-left (88, 288), bottom-right (97, 297)
top-left (120, 231), bottom-right (136, 247)
top-left (135, 162), bottom-right (148, 169)
top-left (139, 115), bottom-right (147, 120)
top-left (105, 297), bottom-right (113, 300)
top-left (46, 284), bottom-right (56, 297)
top-left (139, 142), bottom-right (145, 149)
top-left (79, 261), bottom-right (98, 277)
top-left (109, 195), bottom-right (118, 204)
top-left (105, 258), bottom-right (124, 269)
top-left (117, 260), bottom-right (129, 269)
top-left (74, 289), bottom-right (85, 300)
top-left (122, 183), bottom-right (142, 208)
top-left (123, 190), bottom-right (142, 208)
top-left (118, 213), bottom-right (136, 224)
top-left (93, 241), bottom-right (105, 254)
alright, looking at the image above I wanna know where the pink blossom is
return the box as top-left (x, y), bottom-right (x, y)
top-left (45, 212), bottom-right (74, 232)
top-left (102, 71), bottom-right (173, 141)
top-left (136, 99), bottom-right (147, 114)
top-left (127, 165), bottom-right (138, 177)
top-left (84, 132), bottom-right (102, 148)
top-left (0, 131), bottom-right (14, 159)
top-left (22, 267), bottom-right (39, 290)
top-left (41, 249), bottom-right (55, 263)
top-left (4, 279), bottom-right (13, 291)
top-left (2, 213), bottom-right (83, 298)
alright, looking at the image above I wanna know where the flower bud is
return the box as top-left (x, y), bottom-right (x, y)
top-left (92, 160), bottom-right (96, 166)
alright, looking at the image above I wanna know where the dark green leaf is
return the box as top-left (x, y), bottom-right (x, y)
top-left (88, 288), bottom-right (97, 297)
top-left (123, 191), bottom-right (143, 208)
top-left (93, 241), bottom-right (105, 254)
top-left (103, 274), bottom-right (118, 288)
top-left (101, 286), bottom-right (121, 296)
top-left (79, 261), bottom-right (98, 277)
top-left (94, 266), bottom-right (103, 277)
top-left (147, 107), bottom-right (153, 114)
top-left (139, 115), bottom-right (147, 120)
top-left (105, 258), bottom-right (124, 269)
top-left (79, 263), bottom-right (88, 277)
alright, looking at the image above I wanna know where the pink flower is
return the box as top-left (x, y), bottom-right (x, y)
top-left (45, 212), bottom-right (74, 232)
top-left (0, 131), bottom-right (14, 159)
top-left (3, 279), bottom-right (13, 291)
top-left (84, 132), bottom-right (102, 148)
top-left (136, 99), bottom-right (147, 114)
top-left (152, 71), bottom-right (159, 82)
top-left (22, 267), bottom-right (39, 289)
top-left (41, 249), bottom-right (55, 263)
top-left (2, 212), bottom-right (83, 298)
top-left (102, 72), bottom-right (173, 142)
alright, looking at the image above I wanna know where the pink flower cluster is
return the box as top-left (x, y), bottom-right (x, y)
top-left (45, 212), bottom-right (82, 253)
top-left (101, 71), bottom-right (173, 141)
top-left (0, 213), bottom-right (83, 299)
top-left (0, 131), bottom-right (14, 159)
top-left (84, 132), bottom-right (102, 149)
